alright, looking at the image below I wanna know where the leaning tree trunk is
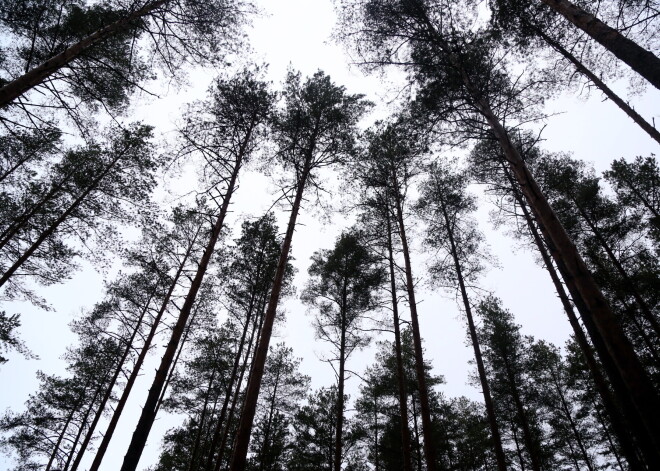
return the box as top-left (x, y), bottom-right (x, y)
top-left (69, 288), bottom-right (157, 471)
top-left (88, 225), bottom-right (201, 471)
top-left (532, 25), bottom-right (660, 144)
top-left (0, 0), bottom-right (169, 108)
top-left (503, 164), bottom-right (648, 470)
top-left (229, 157), bottom-right (312, 471)
top-left (215, 294), bottom-right (266, 470)
top-left (391, 175), bottom-right (438, 471)
top-left (437, 197), bottom-right (507, 471)
top-left (539, 0), bottom-right (660, 90)
top-left (503, 357), bottom-right (543, 471)
top-left (0, 145), bottom-right (129, 288)
top-left (471, 93), bottom-right (660, 455)
top-left (119, 145), bottom-right (246, 471)
top-left (385, 205), bottom-right (414, 471)
top-left (206, 266), bottom-right (264, 471)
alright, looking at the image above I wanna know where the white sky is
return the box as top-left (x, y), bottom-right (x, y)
top-left (1, 0), bottom-right (659, 470)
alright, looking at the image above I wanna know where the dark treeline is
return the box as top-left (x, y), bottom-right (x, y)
top-left (1, 0), bottom-right (658, 470)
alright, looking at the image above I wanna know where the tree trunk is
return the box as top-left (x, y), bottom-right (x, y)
top-left (472, 94), bottom-right (660, 455)
top-left (502, 356), bottom-right (542, 471)
top-left (550, 366), bottom-right (595, 471)
top-left (206, 268), bottom-right (263, 471)
top-left (391, 174), bottom-right (438, 471)
top-left (45, 378), bottom-right (92, 471)
top-left (63, 377), bottom-right (108, 471)
top-left (0, 145), bottom-right (129, 288)
top-left (503, 164), bottom-right (648, 471)
top-left (539, 0), bottom-right (660, 89)
top-left (215, 293), bottom-right (267, 470)
top-left (573, 201), bottom-right (660, 338)
top-left (437, 196), bottom-right (507, 471)
top-left (532, 25), bottom-right (660, 144)
top-left (229, 158), bottom-right (312, 470)
top-left (88, 228), bottom-right (198, 471)
top-left (385, 206), bottom-right (414, 471)
top-left (188, 362), bottom-right (221, 471)
top-left (0, 0), bottom-right (168, 108)
top-left (334, 313), bottom-right (347, 471)
top-left (119, 146), bottom-right (245, 471)
top-left (69, 289), bottom-right (157, 471)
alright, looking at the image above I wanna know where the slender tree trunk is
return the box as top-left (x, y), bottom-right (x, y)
top-left (0, 170), bottom-right (76, 250)
top-left (472, 94), bottom-right (660, 454)
top-left (391, 174), bottom-right (438, 471)
top-left (0, 0), bottom-right (168, 108)
top-left (119, 146), bottom-right (246, 471)
top-left (532, 25), bottom-right (660, 144)
top-left (69, 289), bottom-right (157, 471)
top-left (188, 362), bottom-right (221, 471)
top-left (334, 313), bottom-right (347, 471)
top-left (216, 294), bottom-right (266, 470)
top-left (63, 378), bottom-right (108, 471)
top-left (88, 228), bottom-right (198, 471)
top-left (229, 157), bottom-right (312, 470)
top-left (0, 146), bottom-right (129, 287)
top-left (373, 387), bottom-right (380, 471)
top-left (257, 364), bottom-right (281, 471)
top-left (539, 0), bottom-right (660, 89)
top-left (385, 206), bottom-right (414, 471)
top-left (436, 198), bottom-right (507, 471)
top-left (206, 273), bottom-right (263, 471)
top-left (45, 378), bottom-right (92, 471)
top-left (410, 394), bottom-right (423, 471)
top-left (595, 406), bottom-right (627, 471)
top-left (573, 202), bottom-right (660, 338)
top-left (511, 420), bottom-right (527, 471)
top-left (154, 300), bottom-right (202, 416)
top-left (502, 357), bottom-right (542, 471)
top-left (550, 368), bottom-right (595, 471)
top-left (503, 165), bottom-right (648, 471)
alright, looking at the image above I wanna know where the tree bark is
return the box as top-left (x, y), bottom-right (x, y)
top-left (89, 226), bottom-right (200, 471)
top-left (540, 0), bottom-right (660, 89)
top-left (205, 299), bottom-right (258, 471)
top-left (0, 0), bottom-right (168, 108)
top-left (391, 174), bottom-right (438, 471)
top-left (119, 144), bottom-right (245, 471)
top-left (436, 195), bottom-right (507, 471)
top-left (229, 158), bottom-right (312, 470)
top-left (385, 206), bottom-right (414, 471)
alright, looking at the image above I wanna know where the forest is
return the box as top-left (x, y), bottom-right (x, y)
top-left (0, 0), bottom-right (658, 470)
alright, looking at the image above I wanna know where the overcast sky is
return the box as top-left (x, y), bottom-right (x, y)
top-left (1, 1), bottom-right (658, 470)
